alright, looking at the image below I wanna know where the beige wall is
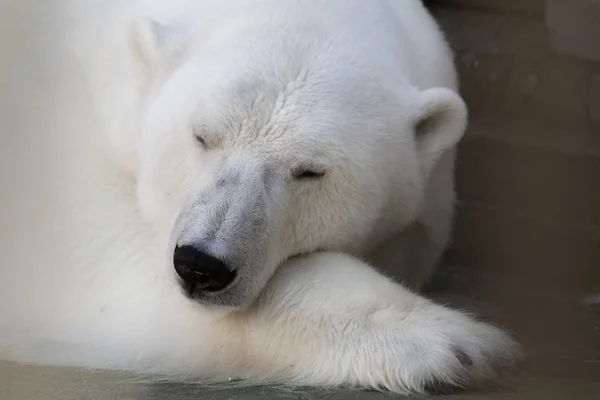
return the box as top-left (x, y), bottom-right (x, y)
top-left (426, 0), bottom-right (600, 294)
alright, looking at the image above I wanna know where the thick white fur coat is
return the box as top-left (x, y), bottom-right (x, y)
top-left (0, 0), bottom-right (520, 394)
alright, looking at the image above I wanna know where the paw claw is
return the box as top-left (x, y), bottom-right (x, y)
top-left (454, 349), bottom-right (473, 366)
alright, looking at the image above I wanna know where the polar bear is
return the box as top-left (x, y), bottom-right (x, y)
top-left (0, 0), bottom-right (520, 395)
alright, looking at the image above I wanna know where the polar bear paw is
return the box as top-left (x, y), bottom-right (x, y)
top-left (344, 303), bottom-right (522, 394)
top-left (249, 253), bottom-right (522, 394)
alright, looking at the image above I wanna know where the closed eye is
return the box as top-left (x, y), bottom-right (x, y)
top-left (192, 125), bottom-right (211, 149)
top-left (293, 169), bottom-right (326, 180)
top-left (195, 134), bottom-right (207, 148)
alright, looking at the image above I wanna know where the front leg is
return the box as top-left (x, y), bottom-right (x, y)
top-left (225, 252), bottom-right (521, 394)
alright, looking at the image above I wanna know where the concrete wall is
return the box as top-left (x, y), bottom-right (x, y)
top-left (425, 0), bottom-right (600, 295)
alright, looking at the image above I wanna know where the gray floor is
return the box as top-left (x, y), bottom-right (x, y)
top-left (2, 263), bottom-right (599, 399)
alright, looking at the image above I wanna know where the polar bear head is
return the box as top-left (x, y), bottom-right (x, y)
top-left (120, 18), bottom-right (467, 309)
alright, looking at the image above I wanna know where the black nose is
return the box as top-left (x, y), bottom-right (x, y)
top-left (173, 245), bottom-right (237, 295)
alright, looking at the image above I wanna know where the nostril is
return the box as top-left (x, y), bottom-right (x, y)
top-left (173, 245), bottom-right (237, 294)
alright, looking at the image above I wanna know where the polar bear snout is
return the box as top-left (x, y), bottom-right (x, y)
top-left (173, 244), bottom-right (237, 295)
top-left (169, 160), bottom-right (284, 308)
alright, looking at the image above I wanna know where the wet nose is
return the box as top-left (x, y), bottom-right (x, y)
top-left (173, 245), bottom-right (237, 294)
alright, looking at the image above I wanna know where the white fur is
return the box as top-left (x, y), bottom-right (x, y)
top-left (0, 0), bottom-right (520, 394)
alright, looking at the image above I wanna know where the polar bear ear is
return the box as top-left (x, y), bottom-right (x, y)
top-left (413, 87), bottom-right (468, 175)
top-left (130, 17), bottom-right (189, 73)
